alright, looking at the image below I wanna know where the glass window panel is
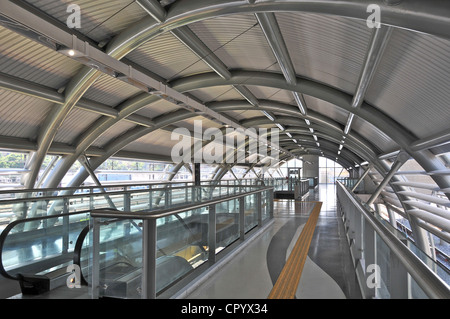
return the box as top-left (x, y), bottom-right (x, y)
top-left (319, 157), bottom-right (327, 167)
top-left (319, 168), bottom-right (327, 184)
top-left (318, 156), bottom-right (349, 184)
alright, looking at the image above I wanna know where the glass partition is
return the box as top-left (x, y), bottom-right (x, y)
top-left (0, 182), bottom-right (274, 296)
top-left (0, 211), bottom-right (89, 279)
top-left (89, 186), bottom-right (274, 299)
top-left (216, 198), bottom-right (240, 252)
top-left (89, 218), bottom-right (143, 299)
top-left (244, 193), bottom-right (257, 233)
top-left (336, 181), bottom-right (450, 299)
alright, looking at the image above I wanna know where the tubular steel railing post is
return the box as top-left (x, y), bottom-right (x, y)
top-left (257, 192), bottom-right (262, 227)
top-left (208, 204), bottom-right (216, 265)
top-left (337, 181), bottom-right (450, 299)
top-left (239, 196), bottom-right (245, 241)
top-left (267, 190), bottom-right (271, 221)
top-left (124, 192), bottom-right (131, 211)
top-left (62, 198), bottom-right (69, 253)
top-left (91, 218), bottom-right (100, 299)
top-left (142, 219), bottom-right (157, 299)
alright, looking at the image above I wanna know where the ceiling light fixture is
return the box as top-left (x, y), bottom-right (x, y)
top-left (344, 113), bottom-right (354, 135)
top-left (294, 92), bottom-right (307, 115)
top-left (262, 111), bottom-right (275, 122)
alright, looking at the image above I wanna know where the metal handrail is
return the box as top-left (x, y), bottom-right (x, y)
top-left (0, 181), bottom-right (194, 197)
top-left (0, 178), bottom-right (280, 197)
top-left (91, 186), bottom-right (273, 220)
top-left (337, 181), bottom-right (450, 299)
top-left (0, 184), bottom-right (266, 205)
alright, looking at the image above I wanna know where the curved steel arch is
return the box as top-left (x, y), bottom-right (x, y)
top-left (41, 92), bottom-right (159, 188)
top-left (170, 70), bottom-right (450, 195)
top-left (248, 121), bottom-right (363, 165)
top-left (4, 0), bottom-right (443, 257)
top-left (288, 128), bottom-right (377, 164)
top-left (289, 149), bottom-right (353, 170)
top-left (18, 0), bottom-right (448, 197)
top-left (45, 86), bottom-right (379, 190)
top-left (278, 136), bottom-right (362, 166)
top-left (59, 104), bottom-right (370, 190)
top-left (108, 0), bottom-right (450, 59)
top-left (41, 74), bottom-right (378, 189)
top-left (209, 100), bottom-right (380, 162)
top-left (209, 101), bottom-right (381, 170)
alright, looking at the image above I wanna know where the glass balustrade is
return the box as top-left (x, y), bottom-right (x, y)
top-left (0, 210), bottom-right (89, 279)
top-left (336, 181), bottom-right (450, 299)
top-left (89, 186), bottom-right (274, 299)
top-left (0, 181), bottom-right (277, 296)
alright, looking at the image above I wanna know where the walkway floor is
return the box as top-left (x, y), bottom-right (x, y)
top-left (184, 184), bottom-right (362, 299)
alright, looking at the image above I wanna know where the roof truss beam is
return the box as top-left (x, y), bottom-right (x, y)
top-left (256, 12), bottom-right (307, 116)
top-left (344, 25), bottom-right (392, 135)
top-left (0, 0), bottom-right (295, 188)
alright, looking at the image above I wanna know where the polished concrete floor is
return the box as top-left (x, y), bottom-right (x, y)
top-left (184, 184), bottom-right (362, 299)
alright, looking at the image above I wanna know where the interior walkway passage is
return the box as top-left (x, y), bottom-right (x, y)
top-left (12, 184), bottom-right (361, 300)
top-left (182, 184), bottom-right (362, 299)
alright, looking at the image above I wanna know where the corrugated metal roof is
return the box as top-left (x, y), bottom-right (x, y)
top-left (0, 89), bottom-right (53, 139)
top-left (189, 14), bottom-right (281, 72)
top-left (189, 85), bottom-right (243, 103)
top-left (123, 129), bottom-right (185, 156)
top-left (303, 95), bottom-right (349, 127)
top-left (246, 86), bottom-right (295, 105)
top-left (134, 99), bottom-right (181, 119)
top-left (351, 116), bottom-right (398, 153)
top-left (82, 74), bottom-right (142, 107)
top-left (0, 26), bottom-right (82, 89)
top-left (91, 120), bottom-right (137, 148)
top-left (365, 28), bottom-right (450, 139)
top-left (126, 31), bottom-right (212, 81)
top-left (53, 108), bottom-right (102, 144)
top-left (0, 3), bottom-right (448, 177)
top-left (276, 12), bottom-right (372, 95)
top-left (25, 0), bottom-right (148, 43)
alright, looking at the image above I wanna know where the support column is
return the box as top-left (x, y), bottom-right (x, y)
top-left (194, 163), bottom-right (201, 186)
top-left (91, 218), bottom-right (101, 299)
top-left (142, 219), bottom-right (157, 299)
top-left (367, 152), bottom-right (409, 206)
top-left (351, 164), bottom-right (373, 192)
top-left (208, 204), bottom-right (216, 265)
top-left (79, 156), bottom-right (116, 209)
top-left (386, 205), bottom-right (397, 228)
top-left (239, 196), bottom-right (245, 241)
